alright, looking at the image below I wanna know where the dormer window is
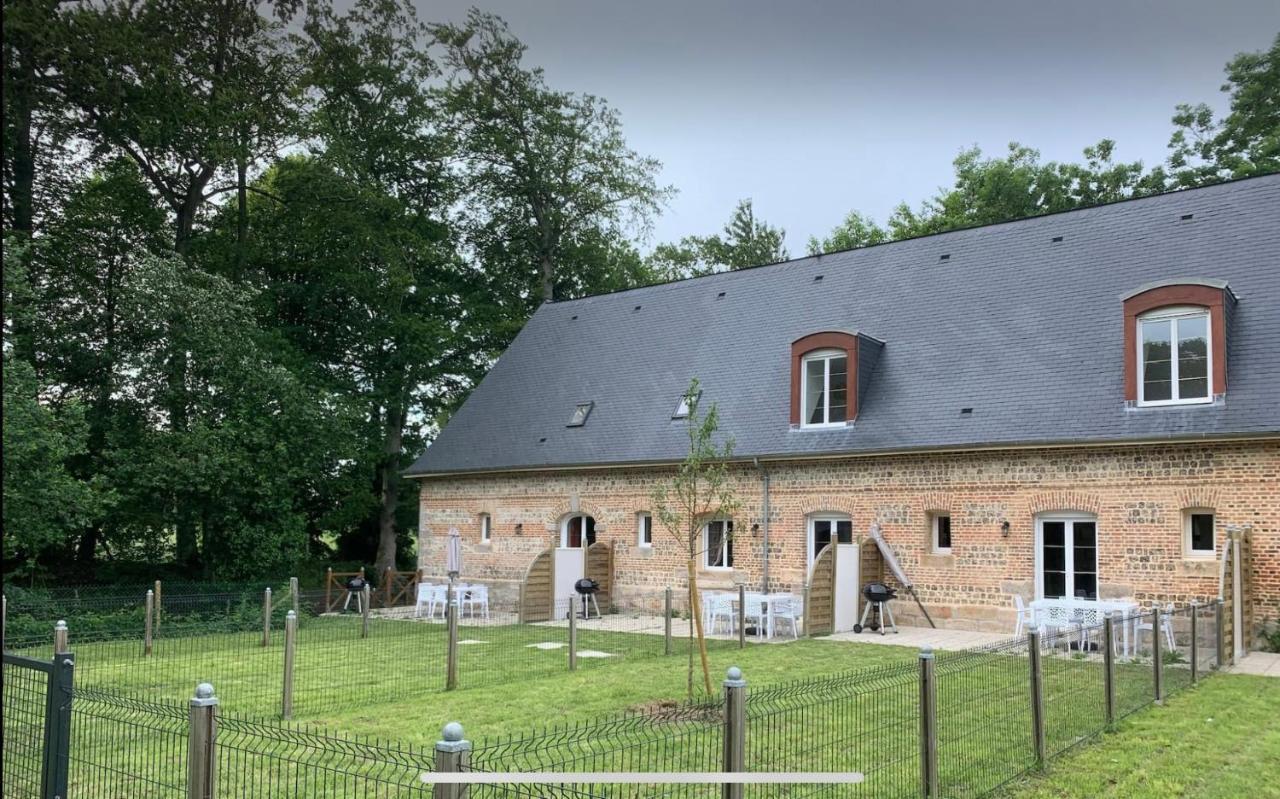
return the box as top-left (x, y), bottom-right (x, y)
top-left (1138, 307), bottom-right (1210, 405)
top-left (1121, 279), bottom-right (1233, 407)
top-left (802, 349), bottom-right (848, 427)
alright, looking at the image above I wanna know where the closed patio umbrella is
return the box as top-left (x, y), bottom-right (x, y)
top-left (445, 527), bottom-right (463, 584)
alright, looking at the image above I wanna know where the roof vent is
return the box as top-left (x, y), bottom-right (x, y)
top-left (567, 402), bottom-right (593, 428)
top-left (1181, 213), bottom-right (1194, 221)
top-left (1051, 236), bottom-right (1063, 243)
top-left (813, 274), bottom-right (824, 283)
top-left (716, 291), bottom-right (726, 299)
top-left (960, 407), bottom-right (973, 415)
top-left (538, 437), bottom-right (547, 443)
top-left (571, 315), bottom-right (578, 321)
top-left (633, 305), bottom-right (642, 311)
top-left (939, 254), bottom-right (951, 262)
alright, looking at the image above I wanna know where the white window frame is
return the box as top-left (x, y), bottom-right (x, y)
top-left (800, 348), bottom-right (849, 429)
top-left (479, 513), bottom-right (491, 543)
top-left (1137, 307), bottom-right (1212, 407)
top-left (806, 513), bottom-right (852, 570)
top-left (637, 513), bottom-right (653, 548)
top-left (931, 513), bottom-right (952, 555)
top-left (559, 514), bottom-right (595, 549)
top-left (1033, 513), bottom-right (1098, 600)
top-left (1183, 509), bottom-right (1216, 558)
top-left (703, 519), bottom-right (734, 570)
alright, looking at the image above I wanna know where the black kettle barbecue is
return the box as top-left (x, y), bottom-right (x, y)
top-left (853, 582), bottom-right (899, 635)
top-left (573, 578), bottom-right (601, 619)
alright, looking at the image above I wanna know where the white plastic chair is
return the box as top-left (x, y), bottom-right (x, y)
top-left (768, 596), bottom-right (801, 639)
top-left (1012, 595), bottom-right (1035, 638)
top-left (704, 593), bottom-right (735, 636)
top-left (741, 592), bottom-right (767, 639)
top-left (414, 583), bottom-right (446, 619)
top-left (1137, 603), bottom-right (1176, 651)
top-left (461, 584), bottom-right (490, 620)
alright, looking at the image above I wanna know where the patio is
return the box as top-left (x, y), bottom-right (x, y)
top-left (829, 625), bottom-right (1010, 650)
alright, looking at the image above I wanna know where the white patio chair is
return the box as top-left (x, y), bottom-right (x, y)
top-left (461, 584), bottom-right (490, 620)
top-left (1012, 594), bottom-right (1035, 638)
top-left (704, 594), bottom-right (736, 636)
top-left (414, 583), bottom-right (446, 619)
top-left (1034, 603), bottom-right (1078, 650)
top-left (741, 592), bottom-right (767, 639)
top-left (1137, 603), bottom-right (1176, 651)
top-left (769, 596), bottom-right (801, 639)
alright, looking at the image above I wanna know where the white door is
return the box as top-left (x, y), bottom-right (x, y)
top-left (1036, 515), bottom-right (1098, 600)
top-left (554, 515), bottom-right (595, 612)
top-left (833, 543), bottom-right (859, 632)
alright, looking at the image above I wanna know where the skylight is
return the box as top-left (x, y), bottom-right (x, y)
top-left (672, 390), bottom-right (701, 419)
top-left (567, 402), bottom-right (593, 427)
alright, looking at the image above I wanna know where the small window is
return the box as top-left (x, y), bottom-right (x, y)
top-left (801, 349), bottom-right (848, 428)
top-left (808, 514), bottom-right (852, 568)
top-left (1139, 308), bottom-right (1211, 405)
top-left (704, 520), bottom-right (734, 569)
top-left (560, 514), bottom-right (596, 548)
top-left (672, 390), bottom-right (701, 419)
top-left (479, 513), bottom-right (492, 543)
top-left (1185, 510), bottom-right (1215, 557)
top-left (567, 402), bottom-right (594, 427)
top-left (637, 513), bottom-right (653, 548)
top-left (932, 514), bottom-right (952, 554)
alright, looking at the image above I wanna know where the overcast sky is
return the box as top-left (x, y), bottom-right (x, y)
top-left (414, 0), bottom-right (1280, 251)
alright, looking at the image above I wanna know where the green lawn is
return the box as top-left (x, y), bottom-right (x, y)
top-left (997, 674), bottom-right (1280, 799)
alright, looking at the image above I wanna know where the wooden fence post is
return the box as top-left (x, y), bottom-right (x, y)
top-left (1152, 607), bottom-right (1164, 704)
top-left (290, 577), bottom-right (300, 617)
top-left (919, 647), bottom-right (939, 797)
top-left (737, 584), bottom-right (747, 649)
top-left (188, 682), bottom-right (219, 799)
top-left (361, 584), bottom-right (371, 638)
top-left (568, 601), bottom-right (578, 671)
top-left (1190, 602), bottom-right (1199, 684)
top-left (722, 667), bottom-right (746, 799)
top-left (2, 593), bottom-right (6, 648)
top-left (1215, 599), bottom-right (1225, 670)
top-left (445, 587), bottom-right (459, 691)
top-left (664, 588), bottom-right (673, 656)
top-left (282, 611), bottom-right (297, 720)
top-left (1102, 613), bottom-right (1116, 727)
top-left (325, 568), bottom-right (333, 613)
top-left (434, 722), bottom-right (471, 799)
top-left (1028, 631), bottom-right (1046, 769)
top-left (802, 582), bottom-right (812, 637)
top-left (262, 588), bottom-right (272, 647)
top-left (145, 590), bottom-right (155, 656)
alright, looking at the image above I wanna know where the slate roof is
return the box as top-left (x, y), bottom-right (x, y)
top-left (408, 175), bottom-right (1280, 476)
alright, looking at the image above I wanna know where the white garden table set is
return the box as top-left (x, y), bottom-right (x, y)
top-left (702, 590), bottom-right (801, 640)
top-left (1029, 597), bottom-right (1141, 656)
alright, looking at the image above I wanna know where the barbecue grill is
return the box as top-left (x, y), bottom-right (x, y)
top-left (573, 578), bottom-right (601, 619)
top-left (853, 582), bottom-right (899, 635)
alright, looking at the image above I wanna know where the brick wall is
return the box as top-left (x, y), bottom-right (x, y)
top-left (417, 440), bottom-right (1279, 636)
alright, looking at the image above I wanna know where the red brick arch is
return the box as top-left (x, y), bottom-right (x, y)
top-left (790, 331), bottom-right (859, 425)
top-left (1122, 282), bottom-right (1229, 401)
top-left (1026, 491), bottom-right (1103, 517)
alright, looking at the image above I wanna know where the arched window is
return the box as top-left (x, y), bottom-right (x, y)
top-left (807, 513), bottom-right (852, 568)
top-left (560, 514), bottom-right (596, 548)
top-left (1122, 279), bottom-right (1233, 405)
top-left (801, 349), bottom-right (849, 427)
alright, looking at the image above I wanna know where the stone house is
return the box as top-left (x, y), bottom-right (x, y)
top-left (408, 175), bottom-right (1280, 642)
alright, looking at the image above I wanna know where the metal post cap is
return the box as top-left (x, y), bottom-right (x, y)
top-left (919, 645), bottom-right (935, 659)
top-left (724, 666), bottom-right (746, 687)
top-left (146, 589), bottom-right (154, 596)
top-left (196, 682), bottom-right (215, 699)
top-left (437, 721), bottom-right (471, 753)
top-left (55, 620), bottom-right (67, 630)
top-left (442, 722), bottom-right (464, 742)
top-left (286, 610), bottom-right (297, 618)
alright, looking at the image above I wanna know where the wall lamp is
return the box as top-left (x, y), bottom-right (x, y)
top-left (1000, 520), bottom-right (1010, 538)
top-left (751, 523), bottom-right (761, 536)
top-left (514, 523), bottom-right (523, 536)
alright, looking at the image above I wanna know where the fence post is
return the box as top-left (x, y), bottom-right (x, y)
top-left (517, 581), bottom-right (526, 625)
top-left (361, 584), bottom-right (371, 638)
top-left (42, 637), bottom-right (75, 799)
top-left (722, 666), bottom-right (746, 799)
top-left (1152, 607), bottom-right (1164, 704)
top-left (384, 567), bottom-right (393, 608)
top-left (918, 647), bottom-right (938, 797)
top-left (1214, 599), bottom-right (1225, 670)
top-left (737, 584), bottom-right (747, 649)
top-left (445, 587), bottom-right (459, 691)
top-left (261, 588), bottom-right (272, 647)
top-left (434, 722), bottom-right (471, 799)
top-left (568, 601), bottom-right (578, 671)
top-left (154, 579), bottom-right (163, 635)
top-left (1190, 602), bottom-right (1199, 684)
top-left (1102, 613), bottom-right (1116, 728)
top-left (802, 582), bottom-right (812, 637)
top-left (54, 619), bottom-right (69, 655)
top-left (145, 589), bottom-right (155, 656)
top-left (664, 588), bottom-right (673, 656)
top-left (1027, 631), bottom-right (1046, 769)
top-left (187, 682), bottom-right (219, 799)
top-left (3, 593), bottom-right (7, 647)
top-left (282, 611), bottom-right (297, 720)
top-left (290, 577), bottom-right (300, 617)
top-left (325, 568), bottom-right (333, 612)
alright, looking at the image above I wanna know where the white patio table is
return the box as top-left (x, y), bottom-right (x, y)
top-left (1030, 598), bottom-right (1140, 656)
top-left (700, 591), bottom-right (799, 639)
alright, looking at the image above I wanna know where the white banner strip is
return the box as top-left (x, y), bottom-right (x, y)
top-left (422, 772), bottom-right (865, 785)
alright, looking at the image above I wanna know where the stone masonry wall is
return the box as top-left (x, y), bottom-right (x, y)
top-left (417, 440), bottom-right (1279, 636)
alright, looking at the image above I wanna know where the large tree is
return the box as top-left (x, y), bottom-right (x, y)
top-left (649, 198), bottom-right (789, 278)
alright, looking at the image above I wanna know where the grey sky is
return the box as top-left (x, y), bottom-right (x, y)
top-left (415, 0), bottom-right (1280, 251)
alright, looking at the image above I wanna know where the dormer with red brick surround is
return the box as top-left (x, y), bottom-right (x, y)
top-left (1122, 279), bottom-right (1235, 406)
top-left (789, 331), bottom-right (883, 427)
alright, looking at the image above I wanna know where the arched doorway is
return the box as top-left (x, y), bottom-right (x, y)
top-left (555, 514), bottom-right (597, 610)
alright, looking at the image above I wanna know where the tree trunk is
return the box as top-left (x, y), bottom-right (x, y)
top-left (7, 14), bottom-right (37, 235)
top-left (235, 154), bottom-right (248, 277)
top-left (374, 403), bottom-right (406, 576)
top-left (687, 558), bottom-right (714, 696)
top-left (539, 251), bottom-right (555, 303)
